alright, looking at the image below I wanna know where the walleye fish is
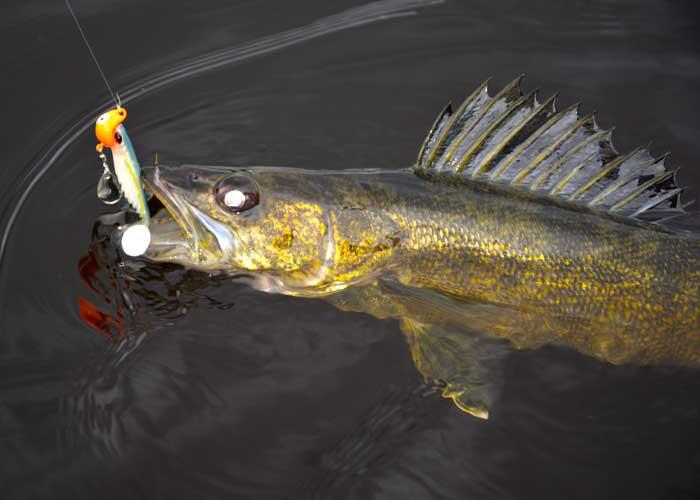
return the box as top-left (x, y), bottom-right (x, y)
top-left (138, 77), bottom-right (700, 418)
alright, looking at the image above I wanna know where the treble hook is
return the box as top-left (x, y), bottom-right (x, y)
top-left (96, 148), bottom-right (122, 205)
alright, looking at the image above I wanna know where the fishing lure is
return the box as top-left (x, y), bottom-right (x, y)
top-left (95, 107), bottom-right (149, 223)
top-left (95, 108), bottom-right (152, 257)
top-left (65, 1), bottom-right (150, 255)
top-left (63, 0), bottom-right (150, 228)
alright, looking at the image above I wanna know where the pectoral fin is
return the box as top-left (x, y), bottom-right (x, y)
top-left (400, 317), bottom-right (506, 419)
top-left (327, 282), bottom-right (511, 419)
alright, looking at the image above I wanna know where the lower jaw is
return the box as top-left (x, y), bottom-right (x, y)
top-left (142, 189), bottom-right (198, 263)
top-left (144, 187), bottom-right (230, 269)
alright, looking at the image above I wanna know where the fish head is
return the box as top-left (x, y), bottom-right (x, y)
top-left (142, 165), bottom-right (354, 294)
top-left (95, 107), bottom-right (127, 148)
top-left (142, 165), bottom-right (400, 295)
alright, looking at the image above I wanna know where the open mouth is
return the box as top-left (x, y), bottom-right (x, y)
top-left (141, 166), bottom-right (232, 266)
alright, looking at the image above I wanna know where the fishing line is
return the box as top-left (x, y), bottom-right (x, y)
top-left (0, 0), bottom-right (444, 299)
top-left (64, 0), bottom-right (120, 108)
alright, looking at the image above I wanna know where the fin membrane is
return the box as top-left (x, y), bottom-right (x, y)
top-left (416, 76), bottom-right (690, 222)
top-left (401, 317), bottom-right (505, 420)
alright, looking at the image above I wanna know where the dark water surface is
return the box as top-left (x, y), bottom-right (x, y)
top-left (2, 1), bottom-right (700, 498)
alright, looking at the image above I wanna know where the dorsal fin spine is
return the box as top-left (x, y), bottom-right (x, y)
top-left (511, 112), bottom-right (597, 186)
top-left (548, 151), bottom-right (599, 195)
top-left (456, 89), bottom-right (539, 174)
top-left (543, 127), bottom-right (613, 193)
top-left (630, 187), bottom-right (683, 217)
top-left (611, 169), bottom-right (678, 211)
top-left (489, 102), bottom-right (578, 181)
top-left (440, 75), bottom-right (524, 169)
top-left (571, 145), bottom-right (645, 200)
top-left (424, 80), bottom-right (490, 167)
top-left (529, 125), bottom-right (612, 190)
top-left (588, 153), bottom-right (666, 207)
top-left (414, 78), bottom-right (692, 223)
top-left (472, 93), bottom-right (557, 178)
top-left (417, 101), bottom-right (452, 166)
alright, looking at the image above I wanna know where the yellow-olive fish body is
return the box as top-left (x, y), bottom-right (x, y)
top-left (140, 77), bottom-right (700, 417)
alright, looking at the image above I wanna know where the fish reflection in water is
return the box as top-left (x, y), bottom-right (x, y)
top-left (78, 210), bottom-right (234, 341)
top-left (80, 78), bottom-right (699, 426)
top-left (75, 210), bottom-right (449, 490)
top-left (71, 209), bottom-right (234, 456)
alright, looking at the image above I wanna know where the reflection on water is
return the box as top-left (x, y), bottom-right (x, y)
top-left (78, 210), bottom-right (235, 340)
top-left (2, 0), bottom-right (700, 499)
top-left (63, 209), bottom-right (453, 499)
top-left (68, 208), bottom-right (245, 456)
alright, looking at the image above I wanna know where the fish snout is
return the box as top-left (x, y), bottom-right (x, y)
top-left (142, 166), bottom-right (233, 268)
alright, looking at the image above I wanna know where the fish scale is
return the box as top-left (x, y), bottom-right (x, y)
top-left (140, 79), bottom-right (700, 416)
top-left (148, 165), bottom-right (700, 365)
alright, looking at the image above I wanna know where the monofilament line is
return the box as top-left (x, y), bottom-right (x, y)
top-left (64, 0), bottom-right (120, 108)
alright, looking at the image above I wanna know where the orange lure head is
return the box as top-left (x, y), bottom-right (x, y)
top-left (95, 107), bottom-right (127, 151)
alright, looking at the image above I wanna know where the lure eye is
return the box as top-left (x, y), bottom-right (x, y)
top-left (214, 175), bottom-right (259, 213)
top-left (114, 131), bottom-right (122, 144)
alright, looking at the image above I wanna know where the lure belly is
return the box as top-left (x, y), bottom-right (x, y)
top-left (110, 125), bottom-right (149, 223)
top-left (95, 108), bottom-right (150, 224)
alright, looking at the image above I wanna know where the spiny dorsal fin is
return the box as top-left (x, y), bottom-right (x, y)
top-left (415, 77), bottom-right (690, 223)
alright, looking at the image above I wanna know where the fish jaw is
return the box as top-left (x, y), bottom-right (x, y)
top-left (141, 166), bottom-right (233, 269)
top-left (139, 165), bottom-right (354, 294)
top-left (138, 165), bottom-right (417, 296)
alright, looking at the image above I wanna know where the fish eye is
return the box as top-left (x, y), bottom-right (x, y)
top-left (214, 175), bottom-right (259, 213)
top-left (114, 131), bottom-right (123, 144)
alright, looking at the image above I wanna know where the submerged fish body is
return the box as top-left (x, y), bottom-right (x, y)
top-left (139, 78), bottom-right (700, 417)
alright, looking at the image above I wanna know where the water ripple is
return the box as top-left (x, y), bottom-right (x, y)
top-left (0, 0), bottom-right (444, 301)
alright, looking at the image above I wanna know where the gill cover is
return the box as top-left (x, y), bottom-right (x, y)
top-left (95, 107), bottom-right (127, 149)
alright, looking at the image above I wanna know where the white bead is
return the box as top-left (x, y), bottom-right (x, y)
top-left (121, 224), bottom-right (151, 256)
top-left (224, 189), bottom-right (246, 208)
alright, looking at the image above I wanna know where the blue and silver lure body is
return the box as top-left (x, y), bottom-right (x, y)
top-left (111, 124), bottom-right (149, 223)
top-left (95, 107), bottom-right (149, 224)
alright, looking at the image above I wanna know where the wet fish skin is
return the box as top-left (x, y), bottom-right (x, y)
top-left (138, 78), bottom-right (700, 416)
top-left (144, 165), bottom-right (700, 366)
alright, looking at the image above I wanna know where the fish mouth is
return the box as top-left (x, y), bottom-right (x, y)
top-left (141, 166), bottom-right (234, 268)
